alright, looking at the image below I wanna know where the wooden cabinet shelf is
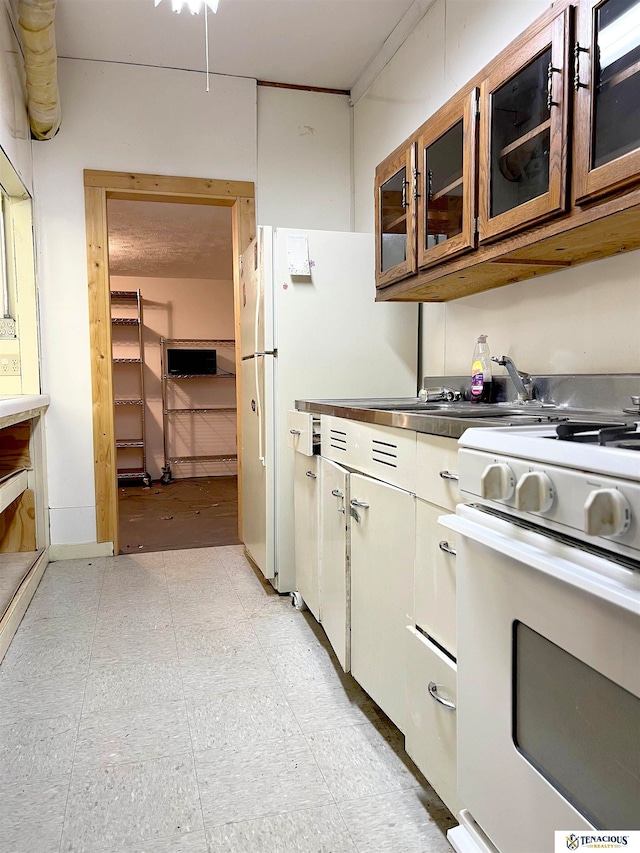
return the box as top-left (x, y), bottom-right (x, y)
top-left (382, 212), bottom-right (407, 234)
top-left (498, 119), bottom-right (551, 160)
top-left (600, 58), bottom-right (640, 93)
top-left (431, 176), bottom-right (463, 202)
top-left (0, 399), bottom-right (49, 663)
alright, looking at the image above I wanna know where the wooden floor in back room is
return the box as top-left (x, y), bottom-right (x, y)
top-left (118, 476), bottom-right (240, 554)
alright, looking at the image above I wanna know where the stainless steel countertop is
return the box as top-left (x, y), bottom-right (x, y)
top-left (295, 397), bottom-right (635, 440)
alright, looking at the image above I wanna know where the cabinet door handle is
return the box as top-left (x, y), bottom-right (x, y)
top-left (350, 499), bottom-right (370, 509)
top-left (428, 681), bottom-right (456, 710)
top-left (574, 42), bottom-right (588, 91)
top-left (547, 62), bottom-right (561, 110)
top-left (401, 178), bottom-right (410, 209)
top-left (438, 540), bottom-right (457, 557)
top-left (331, 489), bottom-right (344, 498)
top-left (439, 470), bottom-right (459, 482)
top-left (289, 429), bottom-right (301, 435)
top-left (305, 471), bottom-right (317, 479)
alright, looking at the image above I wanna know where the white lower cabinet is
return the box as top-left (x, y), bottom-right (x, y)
top-left (405, 626), bottom-right (462, 818)
top-left (319, 457), bottom-right (350, 671)
top-left (293, 453), bottom-right (320, 620)
top-left (350, 472), bottom-right (415, 732)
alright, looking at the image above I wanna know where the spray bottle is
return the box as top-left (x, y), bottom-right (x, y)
top-left (470, 334), bottom-right (492, 403)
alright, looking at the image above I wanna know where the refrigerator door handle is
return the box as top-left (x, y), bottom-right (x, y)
top-left (255, 355), bottom-right (265, 467)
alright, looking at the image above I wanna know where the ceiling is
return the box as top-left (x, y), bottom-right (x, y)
top-left (71, 1), bottom-right (418, 279)
top-left (54, 0), bottom-right (416, 91)
top-left (107, 200), bottom-right (233, 280)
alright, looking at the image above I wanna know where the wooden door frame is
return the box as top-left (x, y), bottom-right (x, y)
top-left (84, 169), bottom-right (255, 553)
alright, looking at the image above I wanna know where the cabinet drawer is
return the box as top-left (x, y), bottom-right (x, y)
top-left (416, 433), bottom-right (461, 509)
top-left (321, 415), bottom-right (416, 492)
top-left (287, 410), bottom-right (317, 456)
top-left (405, 626), bottom-right (462, 818)
top-left (415, 502), bottom-right (457, 657)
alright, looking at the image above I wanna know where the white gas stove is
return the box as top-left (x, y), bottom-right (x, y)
top-left (446, 417), bottom-right (640, 853)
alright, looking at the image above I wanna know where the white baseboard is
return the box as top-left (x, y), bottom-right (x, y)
top-left (48, 541), bottom-right (114, 561)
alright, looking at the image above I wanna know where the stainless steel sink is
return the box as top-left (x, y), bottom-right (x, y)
top-left (372, 401), bottom-right (623, 422)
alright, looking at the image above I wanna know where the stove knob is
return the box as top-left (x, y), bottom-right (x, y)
top-left (584, 489), bottom-right (631, 537)
top-left (481, 463), bottom-right (515, 501)
top-left (516, 471), bottom-right (555, 513)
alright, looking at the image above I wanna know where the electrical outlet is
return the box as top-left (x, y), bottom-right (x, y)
top-left (0, 354), bottom-right (20, 375)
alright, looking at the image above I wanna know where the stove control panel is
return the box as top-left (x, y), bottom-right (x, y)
top-left (459, 448), bottom-right (640, 561)
top-left (585, 489), bottom-right (632, 537)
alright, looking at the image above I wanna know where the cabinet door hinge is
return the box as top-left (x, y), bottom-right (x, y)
top-left (474, 216), bottom-right (479, 236)
top-left (475, 95), bottom-right (480, 119)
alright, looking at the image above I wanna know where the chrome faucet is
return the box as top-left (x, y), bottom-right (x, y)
top-left (491, 355), bottom-right (534, 402)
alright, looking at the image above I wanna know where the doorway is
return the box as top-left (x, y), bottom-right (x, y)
top-left (84, 170), bottom-right (256, 555)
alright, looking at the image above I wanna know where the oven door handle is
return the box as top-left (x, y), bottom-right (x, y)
top-left (428, 681), bottom-right (456, 710)
top-left (439, 511), bottom-right (639, 615)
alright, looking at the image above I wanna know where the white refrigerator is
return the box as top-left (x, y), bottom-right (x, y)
top-left (240, 226), bottom-right (418, 593)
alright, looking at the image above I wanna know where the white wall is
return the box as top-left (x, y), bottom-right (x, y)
top-left (354, 0), bottom-right (640, 379)
top-left (32, 60), bottom-right (257, 547)
top-left (257, 85), bottom-right (352, 230)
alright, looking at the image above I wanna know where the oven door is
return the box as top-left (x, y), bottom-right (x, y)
top-left (441, 505), bottom-right (640, 853)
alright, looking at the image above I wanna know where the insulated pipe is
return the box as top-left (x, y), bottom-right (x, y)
top-left (17, 0), bottom-right (61, 140)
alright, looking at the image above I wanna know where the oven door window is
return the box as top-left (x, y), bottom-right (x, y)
top-left (513, 621), bottom-right (640, 829)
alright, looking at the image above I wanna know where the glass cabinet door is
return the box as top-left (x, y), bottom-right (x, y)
top-left (574, 0), bottom-right (640, 203)
top-left (478, 9), bottom-right (571, 243)
top-left (417, 89), bottom-right (477, 269)
top-left (375, 145), bottom-right (417, 288)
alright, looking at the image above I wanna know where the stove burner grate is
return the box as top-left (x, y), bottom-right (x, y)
top-left (554, 422), bottom-right (640, 448)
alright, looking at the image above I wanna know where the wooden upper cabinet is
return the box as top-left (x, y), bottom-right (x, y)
top-left (417, 89), bottom-right (478, 269)
top-left (573, 0), bottom-right (640, 204)
top-left (375, 144), bottom-right (417, 288)
top-left (478, 8), bottom-right (572, 243)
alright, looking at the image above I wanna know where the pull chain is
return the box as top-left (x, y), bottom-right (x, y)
top-left (204, 3), bottom-right (210, 92)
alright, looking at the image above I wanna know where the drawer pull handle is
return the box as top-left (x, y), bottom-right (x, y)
top-left (438, 540), bottom-right (457, 557)
top-left (305, 471), bottom-right (317, 479)
top-left (290, 429), bottom-right (301, 435)
top-left (331, 489), bottom-right (344, 498)
top-left (428, 681), bottom-right (456, 711)
top-left (350, 499), bottom-right (370, 509)
top-left (439, 470), bottom-right (459, 482)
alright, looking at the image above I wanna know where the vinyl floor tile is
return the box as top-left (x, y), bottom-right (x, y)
top-left (203, 804), bottom-right (357, 853)
top-left (61, 753), bottom-right (203, 853)
top-left (251, 609), bottom-right (327, 649)
top-left (186, 681), bottom-right (300, 751)
top-left (195, 736), bottom-right (333, 827)
top-left (101, 831), bottom-right (208, 853)
top-left (90, 623), bottom-right (178, 663)
top-left (73, 701), bottom-right (191, 771)
top-left (83, 660), bottom-right (183, 715)
top-left (94, 600), bottom-right (174, 634)
top-left (283, 679), bottom-right (384, 734)
top-left (180, 646), bottom-right (278, 698)
top-left (0, 777), bottom-right (70, 853)
top-left (0, 668), bottom-right (88, 723)
top-left (337, 788), bottom-right (456, 852)
top-left (0, 714), bottom-right (78, 785)
top-left (0, 623), bottom-right (94, 680)
top-left (175, 620), bottom-right (259, 660)
top-left (267, 639), bottom-right (347, 691)
top-left (306, 721), bottom-right (421, 802)
top-left (168, 589), bottom-right (245, 629)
